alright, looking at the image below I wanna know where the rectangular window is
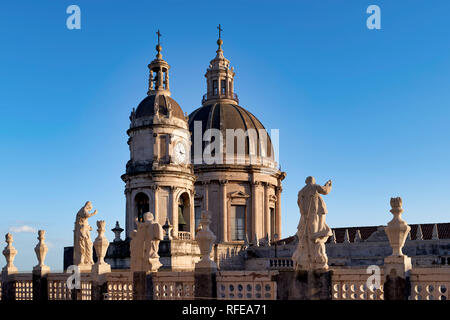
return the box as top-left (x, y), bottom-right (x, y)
top-left (221, 80), bottom-right (226, 94)
top-left (230, 205), bottom-right (245, 241)
top-left (195, 206), bottom-right (202, 232)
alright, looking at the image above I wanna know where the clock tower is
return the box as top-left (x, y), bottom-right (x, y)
top-left (122, 34), bottom-right (196, 240)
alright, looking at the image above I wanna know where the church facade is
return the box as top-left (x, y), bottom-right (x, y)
top-left (122, 33), bottom-right (286, 249)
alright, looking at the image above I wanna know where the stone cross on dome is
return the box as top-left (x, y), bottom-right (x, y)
top-left (156, 29), bottom-right (162, 46)
top-left (217, 24), bottom-right (223, 39)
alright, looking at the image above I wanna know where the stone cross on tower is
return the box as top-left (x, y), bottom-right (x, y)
top-left (156, 29), bottom-right (162, 45)
top-left (217, 24), bottom-right (223, 39)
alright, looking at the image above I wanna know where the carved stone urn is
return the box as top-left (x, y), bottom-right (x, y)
top-left (33, 230), bottom-right (50, 273)
top-left (385, 197), bottom-right (410, 257)
top-left (195, 211), bottom-right (217, 270)
top-left (93, 220), bottom-right (111, 274)
top-left (2, 233), bottom-right (18, 274)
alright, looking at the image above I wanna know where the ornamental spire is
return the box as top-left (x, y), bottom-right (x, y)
top-left (202, 24), bottom-right (238, 105)
top-left (147, 29), bottom-right (171, 96)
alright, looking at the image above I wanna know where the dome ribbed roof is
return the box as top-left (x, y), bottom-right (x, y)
top-left (188, 103), bottom-right (274, 160)
top-left (135, 94), bottom-right (184, 120)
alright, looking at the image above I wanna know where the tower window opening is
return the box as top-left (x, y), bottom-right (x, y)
top-left (213, 80), bottom-right (218, 95)
top-left (221, 80), bottom-right (226, 95)
top-left (135, 193), bottom-right (150, 222)
top-left (195, 206), bottom-right (202, 232)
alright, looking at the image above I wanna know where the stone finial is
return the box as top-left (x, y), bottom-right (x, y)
top-left (93, 220), bottom-right (111, 275)
top-left (384, 197), bottom-right (412, 279)
top-left (416, 224), bottom-right (423, 240)
top-left (33, 230), bottom-right (50, 274)
top-left (432, 224), bottom-right (439, 240)
top-left (195, 211), bottom-right (217, 271)
top-left (354, 229), bottom-right (362, 242)
top-left (330, 230), bottom-right (337, 244)
top-left (343, 229), bottom-right (350, 243)
top-left (111, 221), bottom-right (124, 242)
top-left (2, 233), bottom-right (18, 274)
top-left (385, 197), bottom-right (410, 257)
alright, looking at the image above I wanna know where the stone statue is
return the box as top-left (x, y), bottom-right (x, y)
top-left (292, 176), bottom-right (333, 271)
top-left (73, 201), bottom-right (98, 271)
top-left (130, 212), bottom-right (164, 272)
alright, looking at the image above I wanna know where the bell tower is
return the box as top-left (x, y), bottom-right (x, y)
top-left (202, 24), bottom-right (238, 106)
top-left (122, 31), bottom-right (196, 240)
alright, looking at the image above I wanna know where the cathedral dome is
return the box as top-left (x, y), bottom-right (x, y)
top-left (188, 102), bottom-right (274, 161)
top-left (135, 94), bottom-right (185, 120)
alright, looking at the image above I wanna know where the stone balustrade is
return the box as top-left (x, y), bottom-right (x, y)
top-left (410, 267), bottom-right (450, 300)
top-left (269, 258), bottom-right (294, 270)
top-left (177, 231), bottom-right (191, 240)
top-left (47, 273), bottom-right (72, 300)
top-left (153, 271), bottom-right (195, 300)
top-left (105, 272), bottom-right (133, 300)
top-left (331, 267), bottom-right (384, 300)
top-left (216, 271), bottom-right (278, 300)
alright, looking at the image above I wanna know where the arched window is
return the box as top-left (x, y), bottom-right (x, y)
top-left (135, 193), bottom-right (149, 222)
top-left (178, 193), bottom-right (190, 232)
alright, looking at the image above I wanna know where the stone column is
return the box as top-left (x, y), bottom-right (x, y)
top-left (384, 197), bottom-right (411, 300)
top-left (275, 186), bottom-right (282, 239)
top-left (171, 187), bottom-right (178, 238)
top-left (190, 190), bottom-right (195, 240)
top-left (32, 230), bottom-right (50, 301)
top-left (264, 183), bottom-right (270, 239)
top-left (125, 188), bottom-right (133, 237)
top-left (251, 181), bottom-right (262, 243)
top-left (2, 233), bottom-right (18, 301)
top-left (153, 186), bottom-right (159, 222)
top-left (219, 180), bottom-right (228, 242)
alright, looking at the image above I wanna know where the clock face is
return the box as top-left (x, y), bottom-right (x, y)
top-left (174, 141), bottom-right (187, 164)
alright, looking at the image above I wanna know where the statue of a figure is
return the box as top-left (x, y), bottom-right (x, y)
top-left (73, 201), bottom-right (98, 268)
top-left (292, 177), bottom-right (333, 271)
top-left (130, 212), bottom-right (164, 272)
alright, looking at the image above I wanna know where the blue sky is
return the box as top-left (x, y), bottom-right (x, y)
top-left (0, 0), bottom-right (449, 271)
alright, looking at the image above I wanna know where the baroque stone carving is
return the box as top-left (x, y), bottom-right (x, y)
top-left (73, 201), bottom-right (98, 271)
top-left (33, 230), bottom-right (50, 273)
top-left (130, 212), bottom-right (164, 272)
top-left (292, 176), bottom-right (333, 271)
top-left (384, 197), bottom-right (412, 277)
top-left (195, 211), bottom-right (217, 270)
top-left (2, 233), bottom-right (18, 274)
top-left (93, 220), bottom-right (111, 274)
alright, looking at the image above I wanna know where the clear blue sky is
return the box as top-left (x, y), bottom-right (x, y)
top-left (1, 0), bottom-right (449, 271)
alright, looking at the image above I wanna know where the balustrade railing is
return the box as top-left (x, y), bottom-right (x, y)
top-left (153, 272), bottom-right (195, 300)
top-left (410, 267), bottom-right (450, 300)
top-left (269, 258), bottom-right (294, 270)
top-left (216, 271), bottom-right (277, 300)
top-left (105, 272), bottom-right (133, 300)
top-left (177, 231), bottom-right (191, 240)
top-left (331, 267), bottom-right (384, 300)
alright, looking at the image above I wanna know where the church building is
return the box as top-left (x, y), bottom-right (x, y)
top-left (121, 29), bottom-right (286, 254)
